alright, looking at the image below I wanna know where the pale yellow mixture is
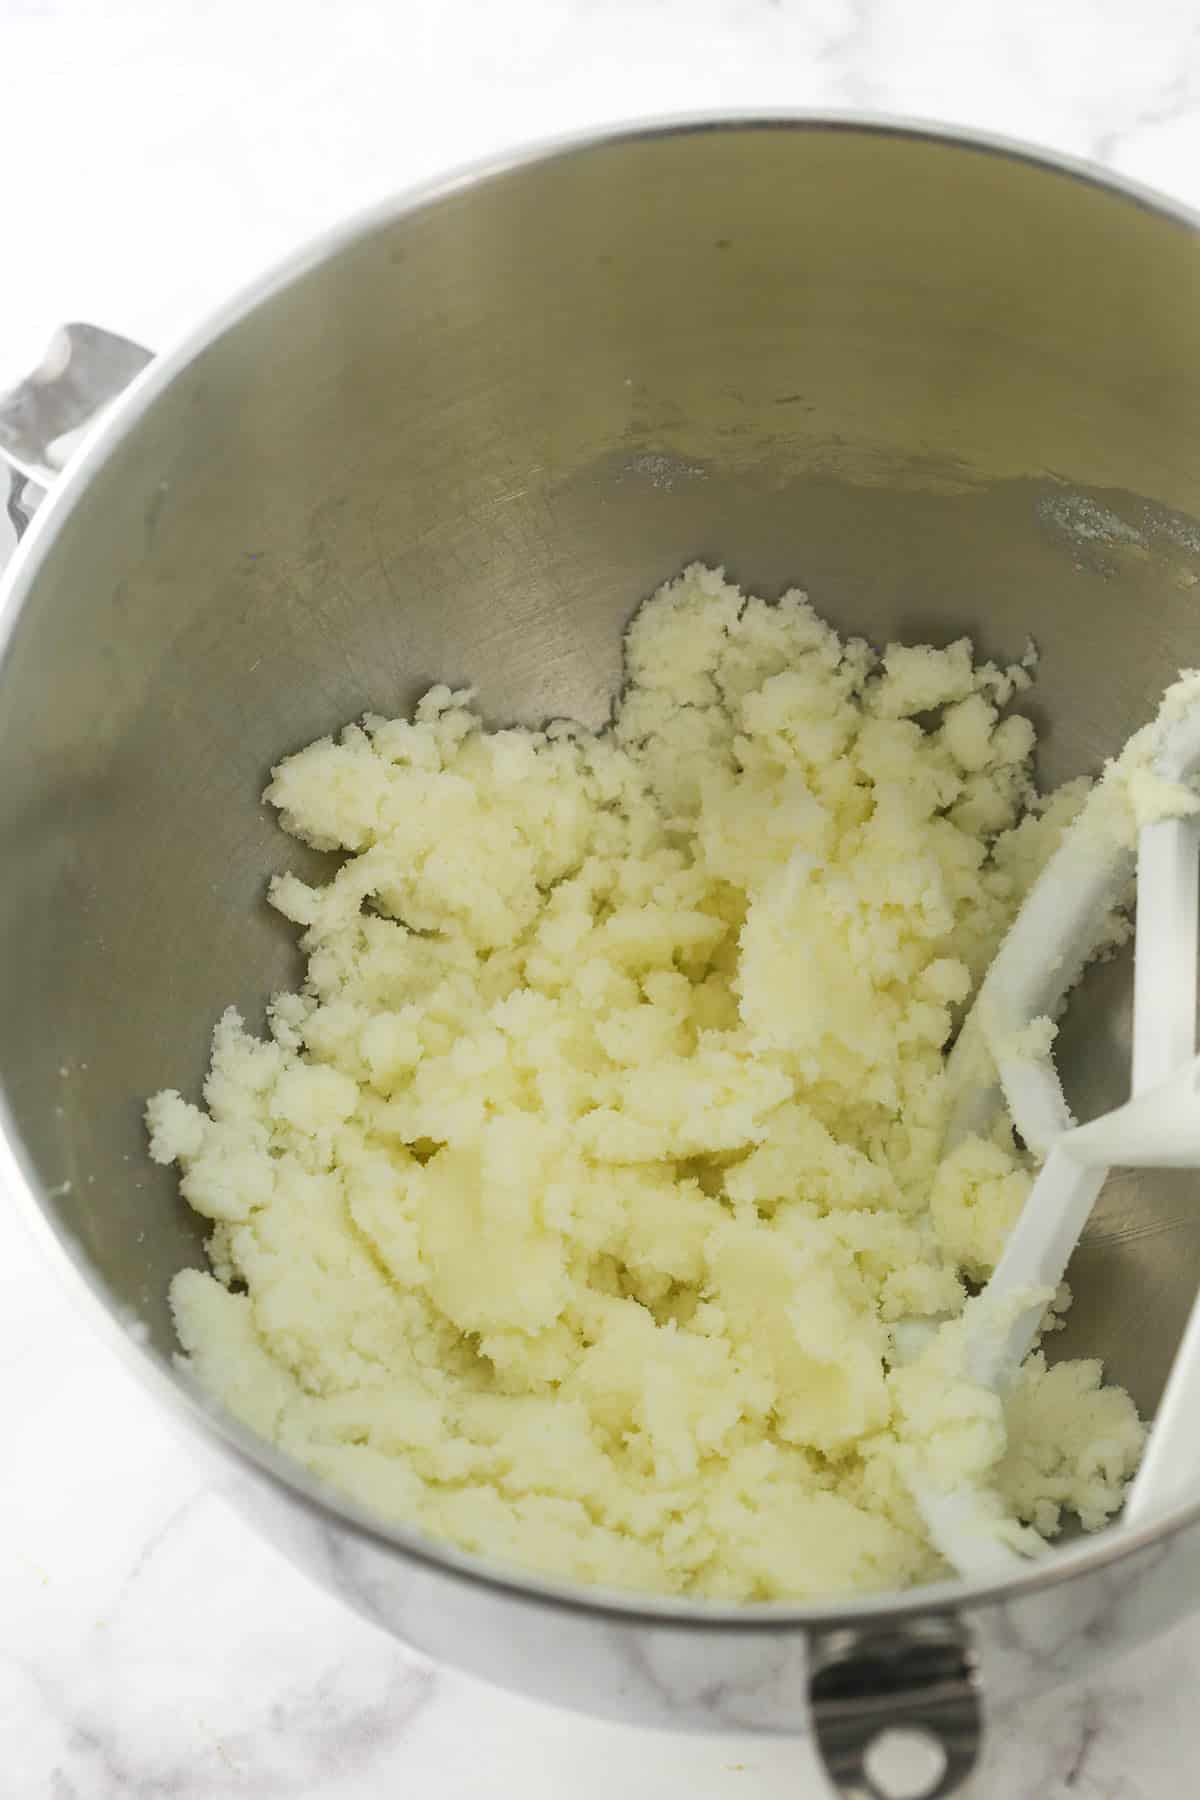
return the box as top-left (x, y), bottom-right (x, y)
top-left (147, 564), bottom-right (1144, 1600)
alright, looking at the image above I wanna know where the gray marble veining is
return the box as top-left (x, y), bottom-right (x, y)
top-left (7, 1), bottom-right (1200, 1795)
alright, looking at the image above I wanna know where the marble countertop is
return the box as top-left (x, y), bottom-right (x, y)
top-left (6, 1), bottom-right (1200, 1793)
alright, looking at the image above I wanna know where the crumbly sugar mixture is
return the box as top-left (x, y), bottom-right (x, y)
top-left (147, 565), bottom-right (1144, 1600)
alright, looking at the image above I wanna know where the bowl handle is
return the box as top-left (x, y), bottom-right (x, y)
top-left (809, 1616), bottom-right (983, 1798)
top-left (0, 323), bottom-right (153, 542)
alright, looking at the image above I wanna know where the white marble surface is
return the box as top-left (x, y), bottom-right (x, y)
top-left (6, 0), bottom-right (1200, 1793)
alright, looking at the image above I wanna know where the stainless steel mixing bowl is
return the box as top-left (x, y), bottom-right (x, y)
top-left (5, 117), bottom-right (1200, 1799)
